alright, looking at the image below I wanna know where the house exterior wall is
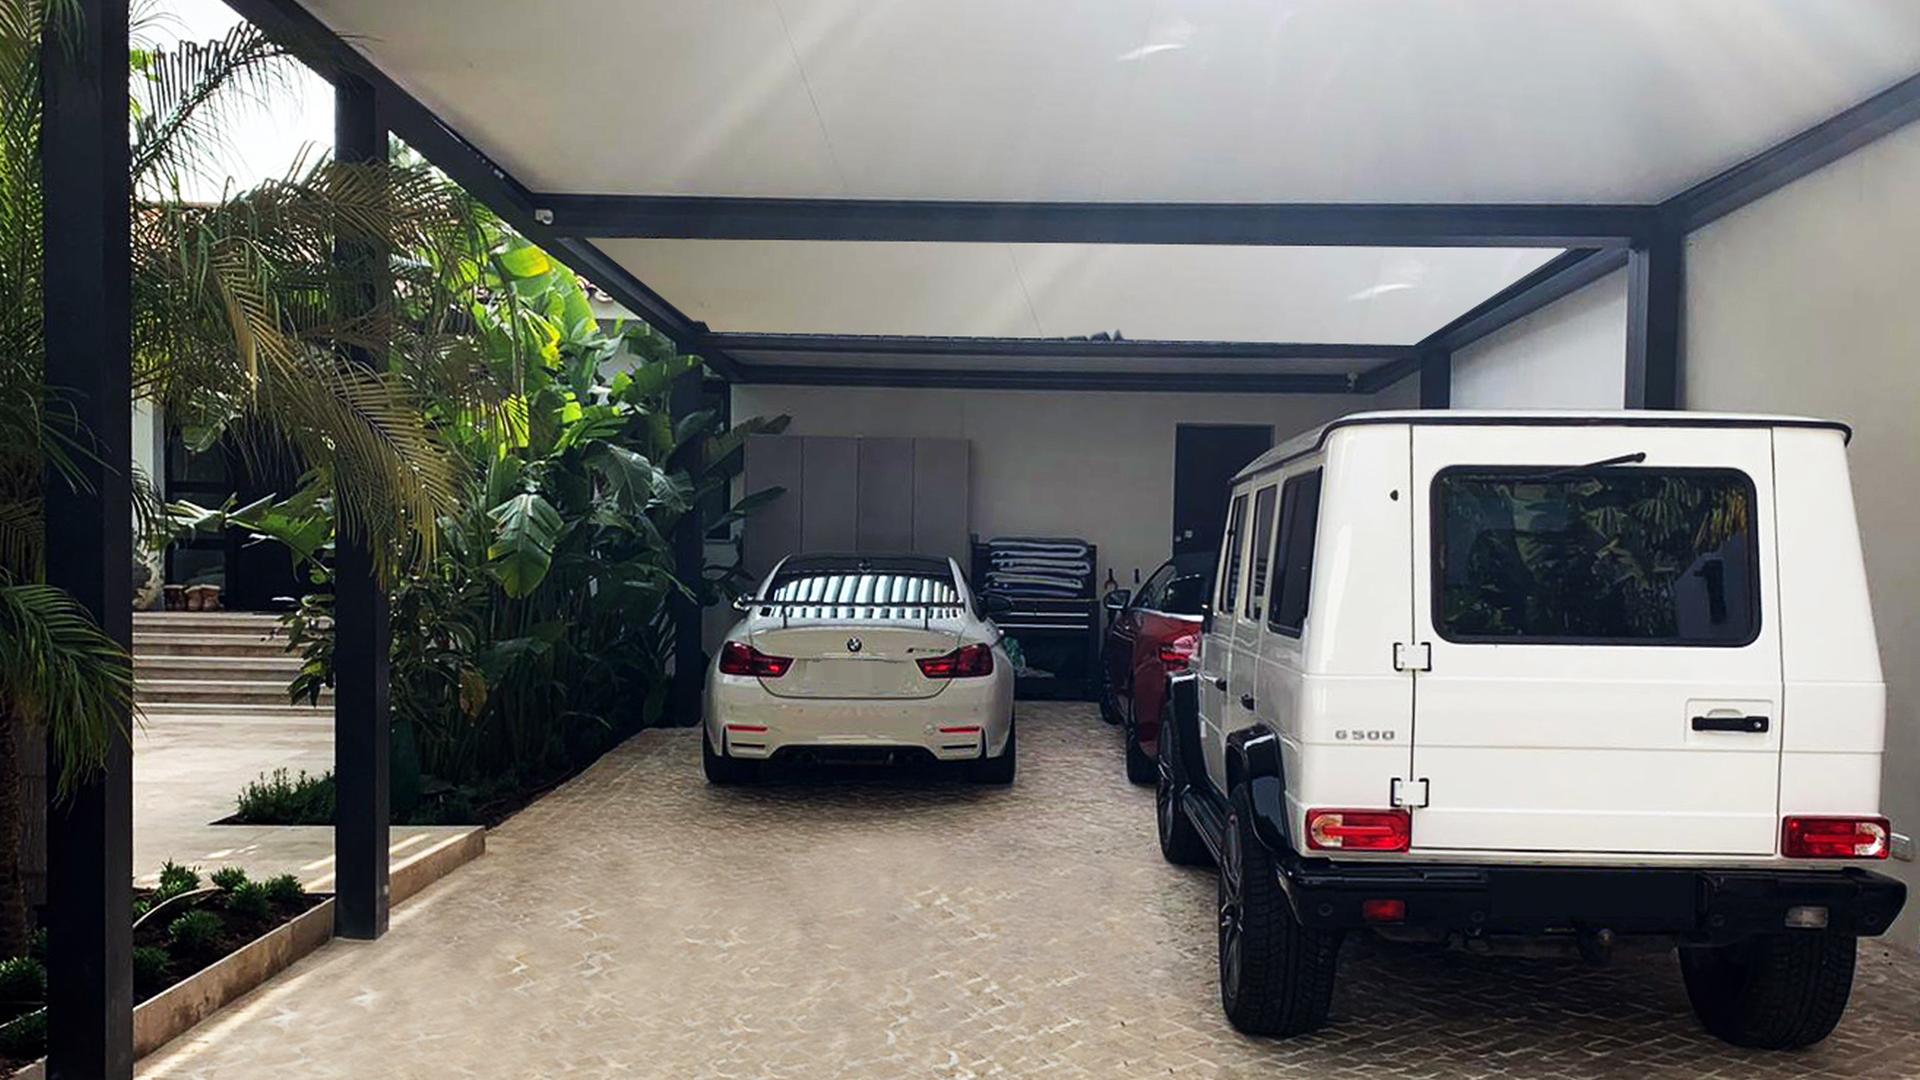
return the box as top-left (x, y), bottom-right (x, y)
top-left (1685, 119), bottom-right (1920, 949)
top-left (1450, 269), bottom-right (1628, 410)
top-left (727, 381), bottom-right (1414, 597)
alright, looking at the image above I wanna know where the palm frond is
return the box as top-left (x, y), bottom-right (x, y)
top-left (0, 574), bottom-right (131, 794)
top-left (131, 22), bottom-right (293, 194)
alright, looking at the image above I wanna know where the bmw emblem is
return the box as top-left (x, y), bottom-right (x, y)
top-left (846, 637), bottom-right (863, 653)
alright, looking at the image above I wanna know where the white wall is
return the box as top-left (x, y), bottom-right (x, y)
top-left (1685, 120), bottom-right (1920, 948)
top-left (729, 381), bottom-right (1414, 591)
top-left (1450, 269), bottom-right (1628, 409)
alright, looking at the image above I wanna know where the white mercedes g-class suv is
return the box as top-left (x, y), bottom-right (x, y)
top-left (1155, 411), bottom-right (1906, 1049)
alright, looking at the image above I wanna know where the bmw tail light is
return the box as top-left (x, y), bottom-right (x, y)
top-left (719, 641), bottom-right (793, 678)
top-left (1305, 809), bottom-right (1411, 853)
top-left (1782, 816), bottom-right (1890, 859)
top-left (917, 643), bottom-right (994, 679)
top-left (1158, 633), bottom-right (1199, 672)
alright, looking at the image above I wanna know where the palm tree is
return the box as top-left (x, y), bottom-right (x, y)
top-left (0, 1), bottom-right (489, 954)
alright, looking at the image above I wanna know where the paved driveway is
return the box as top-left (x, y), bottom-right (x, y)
top-left (140, 703), bottom-right (1920, 1079)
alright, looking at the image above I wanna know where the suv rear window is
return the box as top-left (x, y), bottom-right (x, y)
top-left (1433, 466), bottom-right (1759, 646)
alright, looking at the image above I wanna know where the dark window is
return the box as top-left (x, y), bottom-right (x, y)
top-left (1161, 573), bottom-right (1210, 617)
top-left (1135, 560), bottom-right (1177, 611)
top-left (1244, 485), bottom-right (1279, 621)
top-left (1217, 493), bottom-right (1248, 614)
top-left (1268, 469), bottom-right (1323, 636)
top-left (1433, 466), bottom-right (1759, 645)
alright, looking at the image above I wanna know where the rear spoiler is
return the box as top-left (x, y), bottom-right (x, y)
top-left (733, 597), bottom-right (965, 630)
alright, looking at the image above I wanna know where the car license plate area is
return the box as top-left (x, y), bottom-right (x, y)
top-left (1487, 869), bottom-right (1697, 932)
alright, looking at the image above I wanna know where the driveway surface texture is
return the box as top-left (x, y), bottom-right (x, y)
top-left (139, 703), bottom-right (1920, 1079)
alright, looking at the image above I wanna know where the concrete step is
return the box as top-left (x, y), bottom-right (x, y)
top-left (134, 678), bottom-right (329, 705)
top-left (134, 654), bottom-right (304, 679)
top-left (131, 632), bottom-right (290, 658)
top-left (137, 699), bottom-right (331, 715)
top-left (132, 611), bottom-right (289, 635)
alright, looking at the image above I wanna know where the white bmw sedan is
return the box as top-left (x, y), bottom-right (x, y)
top-left (703, 554), bottom-right (1016, 785)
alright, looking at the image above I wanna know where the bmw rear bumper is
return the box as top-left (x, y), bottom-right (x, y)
top-left (704, 668), bottom-right (1014, 761)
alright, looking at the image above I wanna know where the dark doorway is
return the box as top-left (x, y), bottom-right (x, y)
top-left (1172, 424), bottom-right (1273, 557)
top-left (162, 429), bottom-right (307, 612)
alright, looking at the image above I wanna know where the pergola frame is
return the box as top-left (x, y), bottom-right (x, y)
top-left (39, 0), bottom-right (1920, 1072)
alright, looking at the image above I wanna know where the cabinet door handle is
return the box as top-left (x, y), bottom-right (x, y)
top-left (1239, 694), bottom-right (1255, 710)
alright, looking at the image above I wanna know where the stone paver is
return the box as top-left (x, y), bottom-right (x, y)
top-left (138, 703), bottom-right (1920, 1079)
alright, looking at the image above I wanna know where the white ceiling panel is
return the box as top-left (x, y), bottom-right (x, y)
top-left (591, 239), bottom-right (1559, 343)
top-left (301, 0), bottom-right (1920, 202)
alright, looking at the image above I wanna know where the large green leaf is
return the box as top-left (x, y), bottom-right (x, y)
top-left (485, 492), bottom-right (565, 597)
top-left (494, 242), bottom-right (554, 280)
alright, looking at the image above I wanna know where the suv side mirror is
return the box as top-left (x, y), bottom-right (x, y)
top-left (1103, 588), bottom-right (1132, 614)
top-left (980, 592), bottom-right (1015, 618)
top-left (731, 595), bottom-right (756, 612)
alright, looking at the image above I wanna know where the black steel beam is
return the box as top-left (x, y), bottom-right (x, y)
top-left (1356, 249), bottom-right (1629, 395)
top-left (219, 0), bottom-right (742, 380)
top-left (1419, 351), bottom-right (1452, 409)
top-left (1424, 248), bottom-right (1630, 353)
top-left (332, 74), bottom-right (391, 941)
top-left (706, 333), bottom-right (1412, 363)
top-left (1625, 231), bottom-right (1684, 410)
top-left (41, 0), bottom-right (135, 1075)
top-left (1667, 70), bottom-right (1920, 231)
top-left (539, 195), bottom-right (1655, 248)
top-left (667, 371), bottom-right (705, 723)
top-left (734, 364), bottom-right (1361, 394)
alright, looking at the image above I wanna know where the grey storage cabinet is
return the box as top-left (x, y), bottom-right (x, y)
top-left (744, 435), bottom-right (970, 579)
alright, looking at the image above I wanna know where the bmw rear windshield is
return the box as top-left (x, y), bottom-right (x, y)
top-left (1432, 466), bottom-right (1759, 646)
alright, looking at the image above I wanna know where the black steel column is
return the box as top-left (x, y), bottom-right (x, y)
top-left (668, 370), bottom-right (706, 724)
top-left (41, 0), bottom-right (134, 1075)
top-left (332, 74), bottom-right (390, 940)
top-left (1418, 350), bottom-right (1451, 409)
top-left (1625, 229), bottom-right (1684, 409)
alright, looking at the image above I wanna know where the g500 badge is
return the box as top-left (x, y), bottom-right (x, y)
top-left (1334, 729), bottom-right (1397, 742)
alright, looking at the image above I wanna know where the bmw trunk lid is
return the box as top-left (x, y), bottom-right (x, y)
top-left (747, 573), bottom-right (965, 699)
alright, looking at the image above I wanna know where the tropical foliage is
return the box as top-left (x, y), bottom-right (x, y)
top-left (189, 247), bottom-right (786, 821)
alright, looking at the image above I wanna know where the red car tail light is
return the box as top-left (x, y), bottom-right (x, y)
top-left (718, 641), bottom-right (793, 678)
top-left (1305, 809), bottom-right (1411, 853)
top-left (1782, 816), bottom-right (1890, 859)
top-left (1158, 633), bottom-right (1199, 672)
top-left (917, 643), bottom-right (994, 679)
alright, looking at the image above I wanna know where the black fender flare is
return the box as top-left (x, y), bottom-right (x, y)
top-left (1225, 724), bottom-right (1291, 852)
top-left (1163, 672), bottom-right (1207, 790)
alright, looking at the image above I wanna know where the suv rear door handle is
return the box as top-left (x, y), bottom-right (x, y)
top-left (1692, 715), bottom-right (1769, 733)
top-left (1210, 676), bottom-right (1228, 690)
top-left (1239, 694), bottom-right (1255, 710)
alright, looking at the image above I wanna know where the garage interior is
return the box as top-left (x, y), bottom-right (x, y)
top-left (41, 1), bottom-right (1920, 1073)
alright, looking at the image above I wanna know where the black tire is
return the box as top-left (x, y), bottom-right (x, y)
top-left (702, 730), bottom-right (756, 785)
top-left (1155, 719), bottom-right (1211, 867)
top-left (1680, 932), bottom-right (1859, 1049)
top-left (1124, 698), bottom-right (1156, 785)
top-left (969, 717), bottom-right (1017, 784)
top-left (1218, 782), bottom-right (1342, 1038)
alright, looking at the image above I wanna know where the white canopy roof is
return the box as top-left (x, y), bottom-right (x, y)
top-left (284, 0), bottom-right (1920, 377)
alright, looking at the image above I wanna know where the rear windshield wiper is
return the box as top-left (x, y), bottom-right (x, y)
top-left (1511, 451), bottom-right (1648, 482)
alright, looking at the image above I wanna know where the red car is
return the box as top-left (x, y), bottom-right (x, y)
top-left (1099, 553), bottom-right (1212, 783)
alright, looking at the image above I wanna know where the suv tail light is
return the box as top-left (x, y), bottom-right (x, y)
top-left (1782, 816), bottom-right (1890, 859)
top-left (1158, 633), bottom-right (1198, 672)
top-left (917, 643), bottom-right (994, 679)
top-left (1305, 809), bottom-right (1411, 853)
top-left (718, 641), bottom-right (792, 678)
